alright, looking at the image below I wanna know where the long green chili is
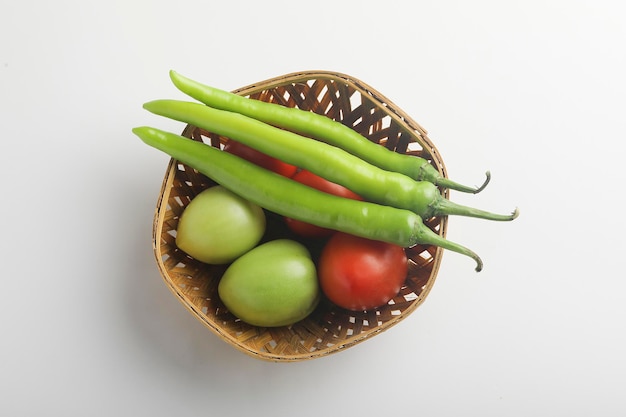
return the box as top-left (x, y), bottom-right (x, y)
top-left (169, 70), bottom-right (490, 194)
top-left (143, 99), bottom-right (518, 222)
top-left (132, 126), bottom-right (484, 271)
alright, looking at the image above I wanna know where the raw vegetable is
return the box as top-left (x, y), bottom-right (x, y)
top-left (224, 139), bottom-right (297, 177)
top-left (132, 126), bottom-right (484, 271)
top-left (285, 169), bottom-right (363, 238)
top-left (218, 239), bottom-right (319, 327)
top-left (143, 99), bottom-right (518, 222)
top-left (175, 186), bottom-right (266, 264)
top-left (168, 70), bottom-right (490, 194)
top-left (318, 233), bottom-right (408, 311)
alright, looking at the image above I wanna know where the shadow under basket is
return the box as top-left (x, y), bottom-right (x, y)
top-left (152, 71), bottom-right (450, 362)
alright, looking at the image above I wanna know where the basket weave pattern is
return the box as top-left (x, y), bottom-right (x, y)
top-left (152, 71), bottom-right (449, 361)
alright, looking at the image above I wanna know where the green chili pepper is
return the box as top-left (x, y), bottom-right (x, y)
top-left (169, 70), bottom-right (491, 194)
top-left (132, 126), bottom-right (484, 271)
top-left (143, 99), bottom-right (518, 222)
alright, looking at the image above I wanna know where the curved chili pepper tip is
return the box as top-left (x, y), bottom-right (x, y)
top-left (411, 215), bottom-right (484, 272)
top-left (474, 258), bottom-right (484, 273)
top-left (432, 196), bottom-right (520, 221)
top-left (474, 171), bottom-right (491, 194)
top-left (435, 170), bottom-right (491, 194)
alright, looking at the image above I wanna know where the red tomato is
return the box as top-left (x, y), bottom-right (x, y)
top-left (223, 140), bottom-right (298, 177)
top-left (285, 170), bottom-right (363, 238)
top-left (318, 233), bottom-right (408, 311)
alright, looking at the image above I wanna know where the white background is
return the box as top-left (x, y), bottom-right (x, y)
top-left (2, 1), bottom-right (625, 415)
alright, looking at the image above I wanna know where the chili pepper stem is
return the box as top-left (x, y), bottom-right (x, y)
top-left (431, 198), bottom-right (519, 221)
top-left (413, 218), bottom-right (483, 272)
top-left (430, 170), bottom-right (491, 194)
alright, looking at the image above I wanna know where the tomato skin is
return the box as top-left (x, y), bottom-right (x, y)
top-left (218, 239), bottom-right (320, 327)
top-left (285, 170), bottom-right (363, 238)
top-left (318, 233), bottom-right (408, 311)
top-left (176, 186), bottom-right (266, 264)
top-left (223, 140), bottom-right (298, 177)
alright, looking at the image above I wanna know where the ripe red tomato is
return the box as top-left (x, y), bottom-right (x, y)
top-left (318, 232), bottom-right (408, 311)
top-left (223, 140), bottom-right (298, 177)
top-left (285, 170), bottom-right (363, 238)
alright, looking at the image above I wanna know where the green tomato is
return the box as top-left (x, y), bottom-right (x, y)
top-left (176, 186), bottom-right (266, 264)
top-left (218, 239), bottom-right (320, 327)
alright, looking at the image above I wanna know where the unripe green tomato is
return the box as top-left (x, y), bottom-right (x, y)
top-left (218, 239), bottom-right (320, 327)
top-left (175, 186), bottom-right (266, 264)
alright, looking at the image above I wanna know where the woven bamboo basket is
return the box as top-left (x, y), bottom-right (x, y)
top-left (152, 71), bottom-right (450, 362)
